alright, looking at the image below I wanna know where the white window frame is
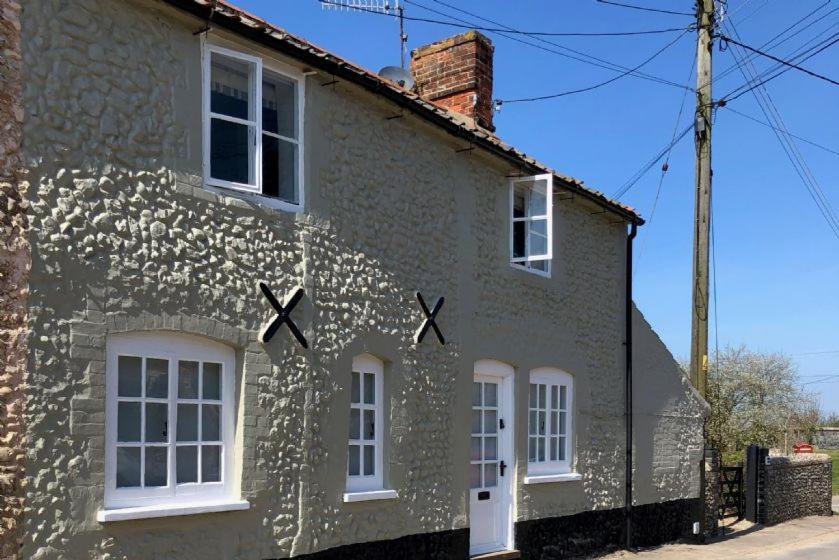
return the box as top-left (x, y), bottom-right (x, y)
top-left (104, 332), bottom-right (237, 510)
top-left (526, 368), bottom-right (573, 477)
top-left (510, 173), bottom-right (553, 277)
top-left (346, 353), bottom-right (385, 493)
top-left (202, 40), bottom-right (306, 213)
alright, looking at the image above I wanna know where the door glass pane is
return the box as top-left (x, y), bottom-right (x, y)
top-left (211, 53), bottom-right (252, 120)
top-left (551, 385), bottom-right (558, 410)
top-left (550, 411), bottom-right (558, 435)
top-left (470, 437), bottom-right (482, 461)
top-left (116, 447), bottom-right (141, 487)
top-left (203, 363), bottom-right (222, 400)
top-left (529, 384), bottom-right (537, 408)
top-left (483, 409), bottom-right (497, 434)
top-left (145, 446), bottom-right (168, 487)
top-left (472, 382), bottom-right (482, 406)
top-left (348, 445), bottom-right (360, 476)
top-left (146, 359), bottom-right (169, 398)
top-left (559, 437), bottom-right (566, 461)
top-left (178, 361), bottom-right (199, 399)
top-left (261, 136), bottom-right (297, 203)
top-left (363, 409), bottom-right (375, 440)
top-left (177, 404), bottom-right (198, 441)
top-left (471, 410), bottom-right (482, 434)
top-left (484, 437), bottom-right (497, 461)
top-left (211, 119), bottom-right (252, 184)
top-left (202, 404), bottom-right (221, 442)
top-left (470, 464), bottom-right (482, 489)
top-left (117, 402), bottom-right (141, 442)
top-left (538, 437), bottom-right (545, 462)
top-left (363, 445), bottom-right (374, 476)
top-left (538, 411), bottom-right (546, 435)
top-left (484, 463), bottom-right (497, 488)
top-left (484, 383), bottom-right (497, 407)
top-left (529, 437), bottom-right (536, 461)
top-left (529, 410), bottom-right (537, 435)
top-left (118, 356), bottom-right (142, 397)
top-left (363, 372), bottom-right (375, 404)
top-left (145, 403), bottom-right (168, 443)
top-left (550, 437), bottom-right (557, 461)
top-left (262, 72), bottom-right (296, 137)
top-left (559, 411), bottom-right (566, 435)
top-left (201, 445), bottom-right (221, 482)
top-left (177, 445), bottom-right (198, 484)
top-left (560, 385), bottom-right (567, 410)
top-left (539, 384), bottom-right (546, 409)
top-left (351, 372), bottom-right (360, 403)
top-left (349, 408), bottom-right (360, 440)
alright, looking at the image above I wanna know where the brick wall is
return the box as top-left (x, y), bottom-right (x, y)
top-left (410, 30), bottom-right (495, 131)
top-left (763, 454), bottom-right (832, 525)
top-left (0, 1), bottom-right (27, 558)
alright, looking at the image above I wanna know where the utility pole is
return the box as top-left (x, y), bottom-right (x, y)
top-left (691, 0), bottom-right (714, 542)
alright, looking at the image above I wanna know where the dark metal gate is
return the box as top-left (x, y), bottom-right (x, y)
top-left (718, 465), bottom-right (744, 520)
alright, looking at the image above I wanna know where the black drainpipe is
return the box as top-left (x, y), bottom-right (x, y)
top-left (625, 222), bottom-right (637, 550)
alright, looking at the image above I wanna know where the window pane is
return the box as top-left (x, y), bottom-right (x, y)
top-left (351, 372), bottom-right (360, 404)
top-left (529, 384), bottom-right (537, 408)
top-left (472, 382), bottom-right (482, 406)
top-left (550, 437), bottom-right (557, 461)
top-left (363, 445), bottom-right (375, 476)
top-left (530, 259), bottom-right (548, 272)
top-left (201, 445), bottom-right (221, 482)
top-left (470, 437), bottom-right (482, 461)
top-left (363, 372), bottom-right (375, 404)
top-left (560, 385), bottom-right (567, 410)
top-left (513, 221), bottom-right (526, 259)
top-left (349, 408), bottom-right (360, 440)
top-left (203, 363), bottom-right (222, 400)
top-left (551, 385), bottom-right (558, 410)
top-left (117, 402), bottom-right (141, 442)
top-left (484, 463), bottom-right (497, 488)
top-left (484, 383), bottom-right (497, 407)
top-left (145, 403), bottom-right (168, 443)
top-left (484, 436), bottom-right (497, 461)
top-left (472, 410), bottom-right (482, 435)
top-left (559, 436), bottom-right (566, 461)
top-left (262, 135), bottom-right (298, 203)
top-left (145, 446), bottom-right (168, 487)
top-left (202, 404), bottom-right (221, 442)
top-left (118, 356), bottom-right (142, 397)
top-left (470, 463), bottom-right (482, 489)
top-left (529, 230), bottom-right (548, 256)
top-left (483, 409), bottom-right (497, 434)
top-left (146, 358), bottom-right (169, 398)
top-left (538, 411), bottom-right (546, 436)
top-left (538, 437), bottom-right (545, 462)
top-left (559, 411), bottom-right (566, 435)
top-left (539, 384), bottom-right (546, 409)
top-left (550, 411), bottom-right (558, 435)
top-left (116, 447), bottom-right (141, 487)
top-left (529, 410), bottom-right (537, 436)
top-left (177, 404), bottom-right (198, 441)
top-left (362, 409), bottom-right (375, 441)
top-left (211, 53), bottom-right (252, 120)
top-left (178, 361), bottom-right (199, 399)
top-left (211, 119), bottom-right (252, 184)
top-left (177, 445), bottom-right (198, 484)
top-left (528, 437), bottom-right (536, 462)
top-left (262, 72), bottom-right (296, 137)
top-left (348, 445), bottom-right (360, 476)
top-left (529, 181), bottom-right (547, 216)
top-left (513, 185), bottom-right (527, 218)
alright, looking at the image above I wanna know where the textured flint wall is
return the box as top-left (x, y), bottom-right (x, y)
top-left (0, 0), bottom-right (28, 558)
top-left (18, 0), bottom-right (705, 558)
top-left (703, 447), bottom-right (720, 537)
top-left (814, 428), bottom-right (839, 449)
top-left (763, 454), bottom-right (832, 525)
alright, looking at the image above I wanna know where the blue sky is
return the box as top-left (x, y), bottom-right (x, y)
top-left (234, 0), bottom-right (839, 412)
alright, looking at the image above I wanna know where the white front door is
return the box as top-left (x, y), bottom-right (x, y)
top-left (469, 370), bottom-right (513, 555)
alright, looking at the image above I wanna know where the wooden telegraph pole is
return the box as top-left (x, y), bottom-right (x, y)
top-left (691, 0), bottom-right (714, 541)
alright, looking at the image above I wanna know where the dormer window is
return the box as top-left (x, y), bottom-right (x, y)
top-left (510, 174), bottom-right (553, 276)
top-left (203, 43), bottom-right (304, 212)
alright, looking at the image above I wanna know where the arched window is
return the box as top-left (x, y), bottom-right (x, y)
top-left (104, 332), bottom-right (237, 512)
top-left (527, 368), bottom-right (574, 477)
top-left (346, 353), bottom-right (384, 493)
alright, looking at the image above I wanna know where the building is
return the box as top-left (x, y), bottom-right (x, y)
top-left (0, 0), bottom-right (706, 558)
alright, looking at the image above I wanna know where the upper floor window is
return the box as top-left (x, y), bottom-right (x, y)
top-left (203, 43), bottom-right (304, 212)
top-left (527, 368), bottom-right (573, 476)
top-left (510, 174), bottom-right (553, 276)
top-left (347, 353), bottom-right (384, 492)
top-left (105, 332), bottom-right (236, 510)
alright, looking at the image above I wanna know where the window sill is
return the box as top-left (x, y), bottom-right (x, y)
top-left (204, 182), bottom-right (303, 214)
top-left (523, 473), bottom-right (582, 485)
top-left (97, 499), bottom-right (250, 522)
top-left (510, 262), bottom-right (552, 278)
top-left (342, 489), bottom-right (399, 503)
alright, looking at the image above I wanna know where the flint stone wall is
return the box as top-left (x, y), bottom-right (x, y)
top-left (814, 428), bottom-right (839, 449)
top-left (764, 454), bottom-right (832, 525)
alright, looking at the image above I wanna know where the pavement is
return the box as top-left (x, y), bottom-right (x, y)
top-left (600, 515), bottom-right (839, 560)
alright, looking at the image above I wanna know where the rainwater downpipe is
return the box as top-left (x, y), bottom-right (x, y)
top-left (625, 221), bottom-right (637, 550)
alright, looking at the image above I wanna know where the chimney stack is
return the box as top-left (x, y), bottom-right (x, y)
top-left (410, 30), bottom-right (495, 132)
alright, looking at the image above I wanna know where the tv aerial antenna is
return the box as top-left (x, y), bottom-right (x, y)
top-left (320, 1), bottom-right (408, 70)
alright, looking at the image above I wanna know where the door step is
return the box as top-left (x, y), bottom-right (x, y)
top-left (471, 551), bottom-right (521, 560)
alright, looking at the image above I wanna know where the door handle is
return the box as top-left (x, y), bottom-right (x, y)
top-left (500, 460), bottom-right (507, 477)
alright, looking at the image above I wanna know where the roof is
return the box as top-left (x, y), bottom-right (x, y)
top-left (162, 0), bottom-right (643, 224)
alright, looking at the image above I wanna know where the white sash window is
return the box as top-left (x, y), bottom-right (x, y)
top-left (510, 174), bottom-right (553, 276)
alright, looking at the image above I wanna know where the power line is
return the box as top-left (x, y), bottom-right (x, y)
top-left (498, 29), bottom-right (689, 103)
top-left (719, 33), bottom-right (839, 86)
top-left (613, 122), bottom-right (694, 200)
top-left (595, 0), bottom-right (694, 17)
top-left (721, 106), bottom-right (839, 157)
top-left (317, 0), bottom-right (691, 36)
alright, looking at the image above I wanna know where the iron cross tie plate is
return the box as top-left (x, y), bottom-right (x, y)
top-left (259, 282), bottom-right (308, 348)
top-left (415, 291), bottom-right (445, 345)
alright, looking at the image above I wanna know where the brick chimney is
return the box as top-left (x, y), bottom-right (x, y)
top-left (410, 30), bottom-right (495, 132)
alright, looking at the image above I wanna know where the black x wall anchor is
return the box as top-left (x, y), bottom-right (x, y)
top-left (259, 282), bottom-right (308, 348)
top-left (415, 292), bottom-right (445, 345)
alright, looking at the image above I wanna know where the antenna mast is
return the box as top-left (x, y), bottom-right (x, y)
top-left (320, 0), bottom-right (406, 67)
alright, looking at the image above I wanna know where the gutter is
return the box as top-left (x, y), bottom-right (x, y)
top-left (624, 222), bottom-right (637, 550)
